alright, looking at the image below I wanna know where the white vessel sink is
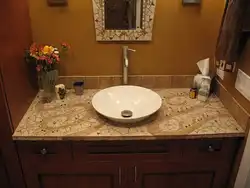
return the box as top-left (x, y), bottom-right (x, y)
top-left (92, 85), bottom-right (162, 123)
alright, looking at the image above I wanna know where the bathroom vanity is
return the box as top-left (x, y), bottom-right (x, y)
top-left (17, 138), bottom-right (241, 188)
top-left (13, 89), bottom-right (245, 188)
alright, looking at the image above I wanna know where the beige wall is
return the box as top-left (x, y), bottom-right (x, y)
top-left (28, 0), bottom-right (225, 76)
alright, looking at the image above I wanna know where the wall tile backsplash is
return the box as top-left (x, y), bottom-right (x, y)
top-left (216, 79), bottom-right (250, 131)
top-left (58, 75), bottom-right (194, 89)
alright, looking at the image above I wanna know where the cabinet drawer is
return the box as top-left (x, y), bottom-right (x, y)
top-left (73, 141), bottom-right (181, 161)
top-left (17, 141), bottom-right (72, 163)
top-left (73, 141), bottom-right (134, 161)
top-left (182, 139), bottom-right (239, 162)
top-left (133, 140), bottom-right (181, 161)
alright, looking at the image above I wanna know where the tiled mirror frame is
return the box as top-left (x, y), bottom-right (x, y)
top-left (92, 0), bottom-right (156, 41)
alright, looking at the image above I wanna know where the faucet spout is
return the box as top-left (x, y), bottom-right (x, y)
top-left (122, 46), bottom-right (135, 85)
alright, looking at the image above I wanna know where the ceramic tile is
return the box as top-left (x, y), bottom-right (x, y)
top-left (229, 98), bottom-right (249, 131)
top-left (13, 88), bottom-right (244, 141)
top-left (58, 76), bottom-right (85, 89)
top-left (99, 76), bottom-right (113, 89)
top-left (171, 75), bottom-right (194, 88)
top-left (128, 76), bottom-right (142, 86)
top-left (216, 80), bottom-right (250, 131)
top-left (59, 75), bottom-right (195, 89)
top-left (84, 76), bottom-right (100, 89)
top-left (112, 76), bottom-right (122, 86)
top-left (216, 81), bottom-right (232, 109)
top-left (154, 76), bottom-right (172, 88)
top-left (140, 76), bottom-right (156, 88)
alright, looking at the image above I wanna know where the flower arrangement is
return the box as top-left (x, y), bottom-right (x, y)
top-left (25, 42), bottom-right (70, 72)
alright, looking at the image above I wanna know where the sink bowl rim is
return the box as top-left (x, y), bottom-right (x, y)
top-left (91, 85), bottom-right (162, 123)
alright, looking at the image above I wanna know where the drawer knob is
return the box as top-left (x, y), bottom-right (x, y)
top-left (40, 148), bottom-right (48, 155)
top-left (207, 145), bottom-right (215, 152)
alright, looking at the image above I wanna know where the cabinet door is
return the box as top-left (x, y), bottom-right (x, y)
top-left (18, 142), bottom-right (127, 188)
top-left (23, 162), bottom-right (124, 188)
top-left (131, 162), bottom-right (230, 188)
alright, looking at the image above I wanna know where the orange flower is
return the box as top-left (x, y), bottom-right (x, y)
top-left (27, 42), bottom-right (69, 72)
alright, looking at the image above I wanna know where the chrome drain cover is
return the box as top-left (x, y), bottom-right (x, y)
top-left (121, 110), bottom-right (133, 118)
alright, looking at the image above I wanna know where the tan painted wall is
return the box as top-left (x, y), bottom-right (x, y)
top-left (28, 0), bottom-right (225, 76)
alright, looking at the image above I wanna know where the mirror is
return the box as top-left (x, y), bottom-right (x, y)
top-left (104, 0), bottom-right (142, 30)
top-left (92, 0), bottom-right (156, 41)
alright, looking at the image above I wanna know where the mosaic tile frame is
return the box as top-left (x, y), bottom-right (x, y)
top-left (92, 0), bottom-right (156, 41)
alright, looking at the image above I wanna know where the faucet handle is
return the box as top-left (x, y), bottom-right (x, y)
top-left (128, 48), bottom-right (136, 52)
top-left (122, 46), bottom-right (136, 52)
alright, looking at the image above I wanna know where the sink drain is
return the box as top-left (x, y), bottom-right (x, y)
top-left (121, 110), bottom-right (133, 118)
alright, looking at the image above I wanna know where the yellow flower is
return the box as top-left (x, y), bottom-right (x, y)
top-left (42, 45), bottom-right (54, 55)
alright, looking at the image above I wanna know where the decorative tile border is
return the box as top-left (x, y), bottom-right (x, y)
top-left (92, 0), bottom-right (156, 41)
top-left (215, 79), bottom-right (250, 131)
top-left (57, 75), bottom-right (194, 89)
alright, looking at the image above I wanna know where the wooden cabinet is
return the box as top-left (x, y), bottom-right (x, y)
top-left (133, 162), bottom-right (214, 188)
top-left (17, 139), bottom-right (241, 188)
top-left (132, 162), bottom-right (230, 188)
top-left (17, 142), bottom-right (125, 188)
top-left (40, 173), bottom-right (115, 188)
top-left (0, 151), bottom-right (10, 188)
top-left (23, 162), bottom-right (122, 188)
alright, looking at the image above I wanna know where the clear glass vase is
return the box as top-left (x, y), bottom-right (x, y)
top-left (39, 70), bottom-right (58, 103)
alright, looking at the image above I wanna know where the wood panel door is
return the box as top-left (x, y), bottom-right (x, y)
top-left (22, 162), bottom-right (125, 188)
top-left (0, 69), bottom-right (26, 188)
top-left (131, 161), bottom-right (230, 188)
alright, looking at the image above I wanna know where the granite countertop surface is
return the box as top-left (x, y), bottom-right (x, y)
top-left (13, 88), bottom-right (245, 141)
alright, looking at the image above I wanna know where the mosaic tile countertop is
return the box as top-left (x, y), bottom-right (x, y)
top-left (13, 89), bottom-right (245, 141)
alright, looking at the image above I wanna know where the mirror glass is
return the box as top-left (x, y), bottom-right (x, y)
top-left (105, 0), bottom-right (142, 30)
top-left (92, 0), bottom-right (156, 41)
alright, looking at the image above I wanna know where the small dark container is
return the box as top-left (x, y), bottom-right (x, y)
top-left (73, 81), bottom-right (84, 95)
top-left (189, 87), bottom-right (197, 99)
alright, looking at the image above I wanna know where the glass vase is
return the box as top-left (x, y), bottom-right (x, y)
top-left (40, 70), bottom-right (58, 103)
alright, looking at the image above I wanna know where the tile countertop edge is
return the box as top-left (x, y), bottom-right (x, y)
top-left (12, 133), bottom-right (245, 141)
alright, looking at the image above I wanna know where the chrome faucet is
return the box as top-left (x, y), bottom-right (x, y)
top-left (122, 46), bottom-right (136, 85)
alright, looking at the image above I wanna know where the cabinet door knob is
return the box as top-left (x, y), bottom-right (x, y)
top-left (207, 145), bottom-right (215, 152)
top-left (40, 148), bottom-right (48, 155)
